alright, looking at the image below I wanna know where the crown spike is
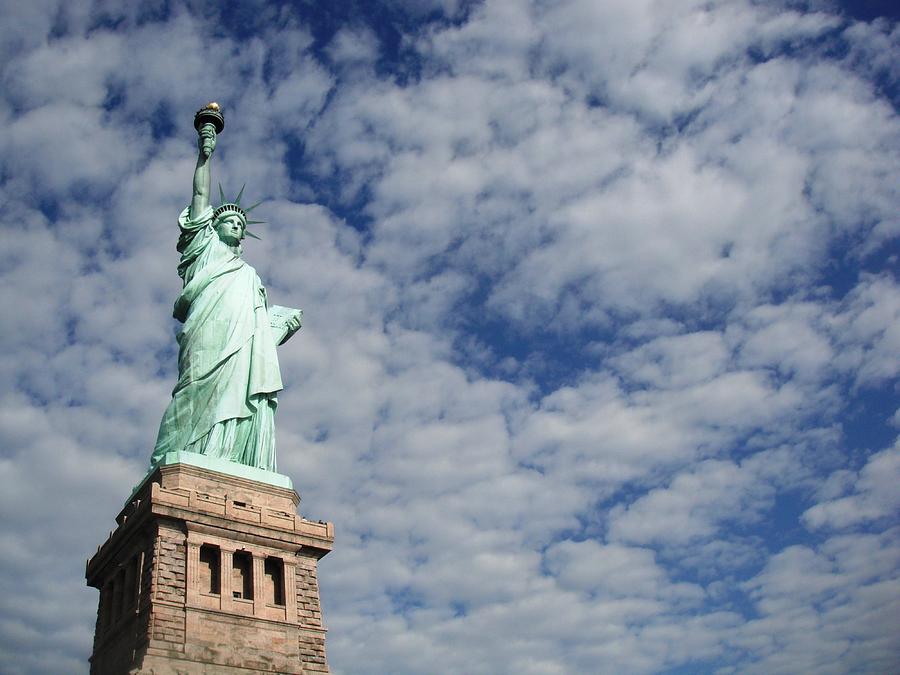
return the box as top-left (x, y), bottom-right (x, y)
top-left (235, 184), bottom-right (246, 205)
top-left (245, 219), bottom-right (266, 226)
top-left (244, 199), bottom-right (265, 213)
top-left (244, 230), bottom-right (262, 240)
top-left (218, 183), bottom-right (226, 205)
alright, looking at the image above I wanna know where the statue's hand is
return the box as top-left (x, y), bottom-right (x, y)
top-left (270, 306), bottom-right (303, 345)
top-left (286, 312), bottom-right (302, 332)
top-left (198, 123), bottom-right (217, 159)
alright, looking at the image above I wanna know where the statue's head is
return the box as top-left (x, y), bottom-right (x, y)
top-left (213, 203), bottom-right (247, 246)
top-left (213, 184), bottom-right (264, 246)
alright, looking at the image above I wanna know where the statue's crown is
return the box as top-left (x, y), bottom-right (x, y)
top-left (213, 202), bottom-right (248, 221)
top-left (214, 184), bottom-right (265, 239)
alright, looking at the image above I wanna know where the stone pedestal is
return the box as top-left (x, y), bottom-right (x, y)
top-left (86, 457), bottom-right (333, 674)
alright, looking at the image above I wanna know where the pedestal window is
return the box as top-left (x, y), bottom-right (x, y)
top-left (232, 551), bottom-right (253, 600)
top-left (112, 568), bottom-right (125, 622)
top-left (199, 544), bottom-right (220, 595)
top-left (264, 556), bottom-right (285, 606)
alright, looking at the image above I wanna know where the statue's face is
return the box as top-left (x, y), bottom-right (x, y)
top-left (215, 213), bottom-right (245, 246)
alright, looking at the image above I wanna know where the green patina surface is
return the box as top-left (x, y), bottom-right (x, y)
top-left (146, 104), bottom-right (302, 480)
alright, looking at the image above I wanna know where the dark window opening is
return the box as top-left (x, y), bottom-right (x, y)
top-left (232, 551), bottom-right (253, 600)
top-left (264, 557), bottom-right (285, 606)
top-left (124, 556), bottom-right (138, 609)
top-left (199, 544), bottom-right (221, 595)
top-left (100, 583), bottom-right (112, 632)
top-left (112, 569), bottom-right (125, 622)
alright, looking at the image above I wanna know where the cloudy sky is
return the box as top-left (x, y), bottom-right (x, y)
top-left (1, 0), bottom-right (899, 673)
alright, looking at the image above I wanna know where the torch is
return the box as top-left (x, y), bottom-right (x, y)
top-left (194, 102), bottom-right (224, 156)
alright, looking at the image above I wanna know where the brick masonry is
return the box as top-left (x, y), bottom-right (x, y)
top-left (86, 463), bottom-right (333, 674)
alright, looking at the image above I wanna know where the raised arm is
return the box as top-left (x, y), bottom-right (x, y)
top-left (191, 123), bottom-right (216, 218)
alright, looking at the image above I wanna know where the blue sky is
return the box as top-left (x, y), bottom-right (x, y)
top-left (1, 1), bottom-right (898, 673)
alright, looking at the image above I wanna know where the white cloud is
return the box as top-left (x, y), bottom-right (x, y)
top-left (326, 27), bottom-right (381, 68)
top-left (536, 0), bottom-right (838, 121)
top-left (735, 302), bottom-right (835, 381)
top-left (545, 540), bottom-right (704, 602)
top-left (831, 274), bottom-right (900, 386)
top-left (611, 331), bottom-right (730, 389)
top-left (735, 529), bottom-right (900, 674)
top-left (803, 440), bottom-right (900, 530)
top-left (607, 453), bottom-right (786, 547)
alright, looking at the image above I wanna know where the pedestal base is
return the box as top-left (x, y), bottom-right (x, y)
top-left (86, 461), bottom-right (333, 674)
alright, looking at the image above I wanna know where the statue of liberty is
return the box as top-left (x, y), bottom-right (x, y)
top-left (150, 104), bottom-right (302, 472)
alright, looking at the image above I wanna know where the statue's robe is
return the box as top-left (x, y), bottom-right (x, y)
top-left (150, 205), bottom-right (282, 471)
